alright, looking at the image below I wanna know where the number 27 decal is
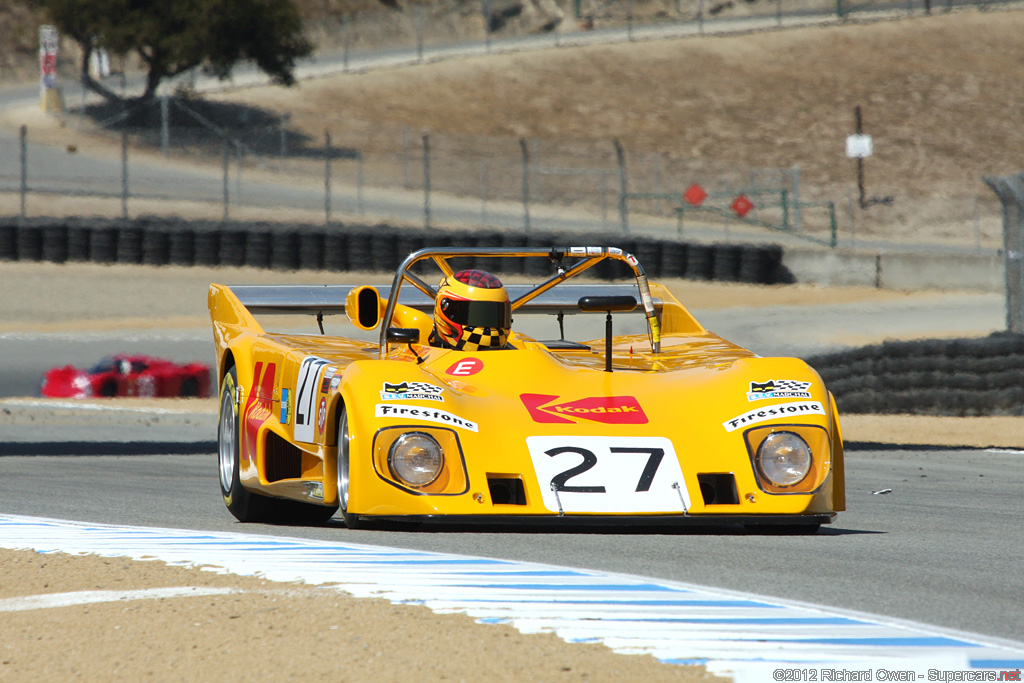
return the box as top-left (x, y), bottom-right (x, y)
top-left (526, 436), bottom-right (689, 514)
top-left (545, 446), bottom-right (664, 493)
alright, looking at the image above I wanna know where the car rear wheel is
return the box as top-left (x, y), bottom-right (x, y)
top-left (219, 365), bottom-right (336, 525)
top-left (336, 408), bottom-right (364, 529)
top-left (180, 376), bottom-right (200, 398)
top-left (219, 365), bottom-right (269, 522)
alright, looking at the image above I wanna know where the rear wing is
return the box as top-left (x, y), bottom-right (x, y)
top-left (227, 283), bottom-right (657, 317)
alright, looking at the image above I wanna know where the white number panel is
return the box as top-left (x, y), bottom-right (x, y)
top-left (294, 356), bottom-right (330, 443)
top-left (526, 436), bottom-right (690, 513)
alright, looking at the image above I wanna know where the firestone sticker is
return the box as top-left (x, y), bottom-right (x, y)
top-left (746, 379), bottom-right (812, 402)
top-left (723, 401), bottom-right (825, 432)
top-left (375, 404), bottom-right (479, 432)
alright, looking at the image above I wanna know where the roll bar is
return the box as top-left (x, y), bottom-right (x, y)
top-left (378, 246), bottom-right (662, 356)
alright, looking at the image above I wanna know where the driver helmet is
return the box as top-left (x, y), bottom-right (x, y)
top-left (434, 270), bottom-right (511, 351)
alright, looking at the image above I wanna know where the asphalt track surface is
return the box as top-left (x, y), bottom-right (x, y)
top-left (0, 433), bottom-right (1022, 645)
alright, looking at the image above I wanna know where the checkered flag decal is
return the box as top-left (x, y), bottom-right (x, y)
top-left (770, 380), bottom-right (811, 392)
top-left (405, 382), bottom-right (443, 395)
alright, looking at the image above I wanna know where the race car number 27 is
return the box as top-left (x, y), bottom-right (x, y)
top-left (526, 436), bottom-right (690, 513)
top-left (294, 356), bottom-right (331, 443)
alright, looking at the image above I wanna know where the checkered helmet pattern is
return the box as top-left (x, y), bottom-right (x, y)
top-left (434, 270), bottom-right (510, 351)
top-left (453, 326), bottom-right (508, 352)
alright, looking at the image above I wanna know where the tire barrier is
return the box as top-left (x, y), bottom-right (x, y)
top-left (0, 224), bottom-right (15, 261)
top-left (141, 229), bottom-right (170, 266)
top-left (807, 332), bottom-right (1024, 416)
top-left (218, 229), bottom-right (247, 268)
top-left (684, 243), bottom-right (714, 281)
top-left (0, 217), bottom-right (793, 285)
top-left (67, 221), bottom-right (92, 262)
top-left (167, 229), bottom-right (195, 266)
top-left (89, 225), bottom-right (118, 263)
top-left (116, 226), bottom-right (144, 265)
top-left (41, 224), bottom-right (68, 263)
top-left (16, 223), bottom-right (43, 262)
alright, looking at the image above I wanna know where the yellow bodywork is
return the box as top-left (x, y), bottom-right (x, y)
top-left (208, 249), bottom-right (844, 527)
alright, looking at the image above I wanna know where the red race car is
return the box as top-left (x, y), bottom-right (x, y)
top-left (41, 354), bottom-right (212, 399)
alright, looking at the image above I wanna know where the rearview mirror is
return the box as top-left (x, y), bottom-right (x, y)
top-left (577, 295), bottom-right (637, 313)
top-left (386, 327), bottom-right (421, 344)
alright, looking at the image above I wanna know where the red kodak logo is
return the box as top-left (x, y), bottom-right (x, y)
top-left (243, 362), bottom-right (276, 463)
top-left (520, 393), bottom-right (647, 425)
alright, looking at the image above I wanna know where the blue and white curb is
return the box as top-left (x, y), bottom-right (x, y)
top-left (1, 514), bottom-right (1021, 681)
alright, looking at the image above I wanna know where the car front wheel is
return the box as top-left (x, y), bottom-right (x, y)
top-left (336, 408), bottom-right (364, 529)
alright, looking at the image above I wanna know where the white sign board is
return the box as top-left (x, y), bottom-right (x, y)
top-left (846, 134), bottom-right (873, 159)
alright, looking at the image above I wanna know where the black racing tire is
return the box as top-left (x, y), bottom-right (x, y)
top-left (336, 407), bottom-right (364, 529)
top-left (179, 376), bottom-right (200, 398)
top-left (219, 365), bottom-right (271, 522)
top-left (100, 381), bottom-right (117, 398)
top-left (218, 365), bottom-right (337, 525)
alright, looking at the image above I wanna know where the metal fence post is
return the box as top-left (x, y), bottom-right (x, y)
top-left (792, 164), bottom-right (803, 232)
top-left (416, 6), bottom-right (424, 63)
top-left (343, 15), bottom-right (351, 73)
top-left (357, 151), bottom-right (364, 214)
top-left (627, 0), bottom-right (634, 41)
top-left (402, 126), bottom-right (410, 189)
top-left (614, 139), bottom-right (629, 234)
top-left (222, 138), bottom-right (230, 222)
top-left (480, 159), bottom-right (488, 226)
top-left (483, 0), bottom-right (492, 51)
top-left (520, 138), bottom-right (531, 232)
top-left (121, 129), bottom-right (129, 220)
top-left (279, 114), bottom-right (288, 159)
top-left (984, 174), bottom-right (1024, 333)
top-left (235, 141), bottom-right (243, 204)
top-left (423, 133), bottom-right (431, 230)
top-left (325, 130), bottom-right (332, 225)
top-left (160, 94), bottom-right (169, 157)
top-left (19, 125), bottom-right (27, 219)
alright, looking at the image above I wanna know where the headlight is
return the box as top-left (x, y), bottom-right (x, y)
top-left (756, 432), bottom-right (812, 487)
top-left (388, 432), bottom-right (444, 487)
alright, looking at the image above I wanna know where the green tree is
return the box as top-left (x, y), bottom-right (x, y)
top-left (33, 0), bottom-right (312, 103)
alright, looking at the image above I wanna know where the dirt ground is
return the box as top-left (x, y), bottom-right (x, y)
top-left (0, 549), bottom-right (724, 682)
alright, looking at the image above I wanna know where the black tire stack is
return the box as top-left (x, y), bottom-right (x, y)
top-left (0, 216), bottom-right (792, 284)
top-left (807, 332), bottom-right (1024, 416)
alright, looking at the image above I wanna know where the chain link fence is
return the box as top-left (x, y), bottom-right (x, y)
top-left (984, 172), bottom-right (1024, 332)
top-left (5, 92), bottom-right (838, 246)
top-left (3, 0), bottom-right (1013, 245)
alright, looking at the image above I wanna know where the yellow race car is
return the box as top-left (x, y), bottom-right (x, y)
top-left (209, 245), bottom-right (844, 532)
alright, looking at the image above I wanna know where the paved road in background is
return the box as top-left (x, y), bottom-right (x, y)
top-left (0, 288), bottom-right (1003, 397)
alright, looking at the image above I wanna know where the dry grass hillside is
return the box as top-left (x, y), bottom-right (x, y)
top-left (219, 7), bottom-right (1024, 245)
top-left (4, 3), bottom-right (1023, 245)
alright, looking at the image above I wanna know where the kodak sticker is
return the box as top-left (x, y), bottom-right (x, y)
top-left (520, 393), bottom-right (647, 425)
